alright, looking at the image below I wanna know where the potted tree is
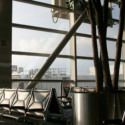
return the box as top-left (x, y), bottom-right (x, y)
top-left (66, 0), bottom-right (125, 125)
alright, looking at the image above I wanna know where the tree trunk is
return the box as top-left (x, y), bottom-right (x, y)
top-left (92, 0), bottom-right (113, 91)
top-left (99, 53), bottom-right (103, 90)
top-left (112, 0), bottom-right (125, 91)
top-left (87, 0), bottom-right (101, 92)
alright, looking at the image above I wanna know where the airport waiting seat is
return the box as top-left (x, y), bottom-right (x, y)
top-left (1, 89), bottom-right (52, 125)
top-left (0, 88), bottom-right (72, 125)
top-left (10, 89), bottom-right (32, 115)
top-left (102, 111), bottom-right (125, 124)
top-left (0, 88), bottom-right (16, 114)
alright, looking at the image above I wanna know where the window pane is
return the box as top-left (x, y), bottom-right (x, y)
top-left (76, 37), bottom-right (117, 59)
top-left (76, 23), bottom-right (91, 34)
top-left (77, 37), bottom-right (93, 57)
top-left (109, 61), bottom-right (124, 87)
top-left (109, 61), bottom-right (123, 79)
top-left (112, 3), bottom-right (120, 20)
top-left (107, 41), bottom-right (116, 59)
top-left (77, 82), bottom-right (96, 89)
top-left (77, 59), bottom-right (95, 80)
top-left (12, 55), bottom-right (47, 74)
top-left (12, 28), bottom-right (70, 55)
top-left (49, 58), bottom-right (70, 77)
top-left (13, 1), bottom-right (69, 31)
top-left (97, 40), bottom-right (116, 59)
top-left (121, 43), bottom-right (125, 60)
top-left (107, 24), bottom-right (119, 39)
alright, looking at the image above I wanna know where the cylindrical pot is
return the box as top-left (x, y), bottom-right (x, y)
top-left (72, 92), bottom-right (115, 125)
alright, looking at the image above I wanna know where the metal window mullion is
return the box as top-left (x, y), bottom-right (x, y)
top-left (12, 23), bottom-right (67, 35)
top-left (76, 33), bottom-right (125, 43)
top-left (12, 51), bottom-right (73, 58)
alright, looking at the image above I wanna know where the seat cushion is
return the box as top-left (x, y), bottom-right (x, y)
top-left (2, 114), bottom-right (21, 121)
top-left (11, 108), bottom-right (25, 114)
top-left (26, 111), bottom-right (45, 118)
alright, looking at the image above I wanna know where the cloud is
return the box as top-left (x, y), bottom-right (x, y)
top-left (19, 37), bottom-right (57, 53)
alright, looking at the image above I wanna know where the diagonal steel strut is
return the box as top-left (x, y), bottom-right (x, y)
top-left (26, 10), bottom-right (87, 89)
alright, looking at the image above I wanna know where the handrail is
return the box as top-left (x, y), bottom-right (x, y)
top-left (11, 79), bottom-right (73, 83)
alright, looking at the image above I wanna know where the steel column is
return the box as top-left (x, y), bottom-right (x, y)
top-left (122, 15), bottom-right (125, 86)
top-left (69, 1), bottom-right (77, 87)
top-left (0, 0), bottom-right (12, 88)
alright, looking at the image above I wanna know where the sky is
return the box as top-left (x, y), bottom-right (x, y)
top-left (12, 0), bottom-right (121, 76)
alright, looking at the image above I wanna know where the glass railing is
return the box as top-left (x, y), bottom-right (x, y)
top-left (12, 79), bottom-right (72, 96)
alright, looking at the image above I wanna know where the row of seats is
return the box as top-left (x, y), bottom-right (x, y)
top-left (0, 88), bottom-right (72, 125)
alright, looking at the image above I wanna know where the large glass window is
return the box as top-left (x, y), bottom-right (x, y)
top-left (11, 0), bottom-right (124, 90)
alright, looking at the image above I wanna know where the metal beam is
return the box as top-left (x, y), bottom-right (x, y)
top-left (76, 33), bottom-right (125, 43)
top-left (12, 23), bottom-right (67, 34)
top-left (122, 16), bottom-right (125, 86)
top-left (12, 51), bottom-right (73, 58)
top-left (26, 10), bottom-right (87, 89)
top-left (69, 1), bottom-right (77, 87)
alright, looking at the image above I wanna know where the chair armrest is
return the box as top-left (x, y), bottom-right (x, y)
top-left (102, 119), bottom-right (122, 124)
